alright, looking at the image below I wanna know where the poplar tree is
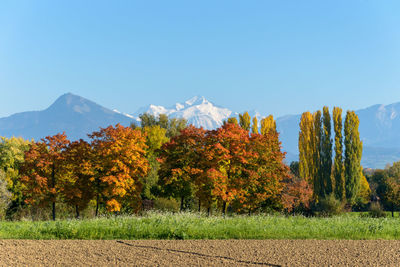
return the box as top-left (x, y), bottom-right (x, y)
top-left (298, 112), bottom-right (314, 182)
top-left (313, 110), bottom-right (322, 199)
top-left (321, 106), bottom-right (333, 197)
top-left (333, 107), bottom-right (345, 201)
top-left (261, 115), bottom-right (276, 135)
top-left (344, 111), bottom-right (363, 204)
top-left (252, 117), bottom-right (259, 134)
top-left (227, 117), bottom-right (238, 125)
top-left (239, 112), bottom-right (251, 131)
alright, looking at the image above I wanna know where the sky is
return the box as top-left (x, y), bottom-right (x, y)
top-left (1, 0), bottom-right (400, 118)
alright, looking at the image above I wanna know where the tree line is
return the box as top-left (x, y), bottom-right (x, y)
top-left (298, 107), bottom-right (368, 207)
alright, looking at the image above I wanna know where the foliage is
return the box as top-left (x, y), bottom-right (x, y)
top-left (344, 111), bottom-right (363, 205)
top-left (333, 107), bottom-right (345, 201)
top-left (298, 112), bottom-right (314, 182)
top-left (89, 124), bottom-right (149, 213)
top-left (367, 202), bottom-right (386, 218)
top-left (317, 194), bottom-right (344, 217)
top-left (20, 133), bottom-right (70, 220)
top-left (0, 170), bottom-right (11, 220)
top-left (281, 175), bottom-right (313, 213)
top-left (260, 115), bottom-right (276, 135)
top-left (320, 106), bottom-right (333, 197)
top-left (251, 116), bottom-right (258, 134)
top-left (238, 111), bottom-right (251, 131)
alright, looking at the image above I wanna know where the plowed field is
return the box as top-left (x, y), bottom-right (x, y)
top-left (0, 240), bottom-right (399, 266)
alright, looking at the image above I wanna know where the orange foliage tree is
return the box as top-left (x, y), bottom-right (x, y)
top-left (63, 139), bottom-right (95, 218)
top-left (89, 124), bottom-right (149, 214)
top-left (158, 125), bottom-right (206, 211)
top-left (20, 133), bottom-right (70, 220)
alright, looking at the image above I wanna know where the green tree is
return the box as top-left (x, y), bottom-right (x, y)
top-left (227, 117), bottom-right (238, 125)
top-left (239, 112), bottom-right (251, 131)
top-left (344, 111), bottom-right (363, 205)
top-left (333, 107), bottom-right (345, 201)
top-left (313, 110), bottom-right (322, 200)
top-left (321, 106), bottom-right (333, 197)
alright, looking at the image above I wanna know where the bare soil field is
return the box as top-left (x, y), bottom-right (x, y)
top-left (0, 240), bottom-right (399, 266)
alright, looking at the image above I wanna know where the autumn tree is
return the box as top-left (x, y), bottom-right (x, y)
top-left (0, 137), bottom-right (31, 216)
top-left (20, 133), bottom-right (70, 220)
top-left (333, 107), bottom-right (345, 201)
top-left (260, 115), bottom-right (276, 135)
top-left (298, 112), bottom-right (314, 182)
top-left (239, 112), bottom-right (251, 131)
top-left (227, 117), bottom-right (238, 125)
top-left (89, 124), bottom-right (149, 214)
top-left (320, 106), bottom-right (333, 197)
top-left (251, 117), bottom-right (259, 134)
top-left (344, 111), bottom-right (363, 204)
top-left (158, 125), bottom-right (206, 211)
top-left (281, 175), bottom-right (313, 214)
top-left (63, 139), bottom-right (95, 218)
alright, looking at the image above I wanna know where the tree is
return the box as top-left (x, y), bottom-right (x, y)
top-left (321, 106), bottom-right (333, 197)
top-left (281, 175), bottom-right (313, 214)
top-left (344, 111), bottom-right (363, 205)
top-left (205, 123), bottom-right (252, 213)
top-left (141, 125), bottom-right (169, 200)
top-left (260, 115), bottom-right (276, 135)
top-left (227, 117), bottom-right (238, 125)
top-left (312, 110), bottom-right (322, 200)
top-left (333, 107), bottom-right (345, 201)
top-left (89, 124), bottom-right (149, 214)
top-left (252, 117), bottom-right (259, 134)
top-left (20, 133), bottom-right (70, 220)
top-left (0, 170), bottom-right (11, 220)
top-left (239, 112), bottom-right (251, 131)
top-left (298, 112), bottom-right (314, 182)
top-left (0, 137), bottom-right (31, 215)
top-left (63, 140), bottom-right (95, 218)
top-left (158, 126), bottom-right (206, 211)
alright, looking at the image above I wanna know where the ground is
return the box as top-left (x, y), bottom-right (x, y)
top-left (0, 240), bottom-right (399, 266)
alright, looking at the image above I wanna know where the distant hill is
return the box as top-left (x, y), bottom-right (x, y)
top-left (0, 93), bottom-right (134, 141)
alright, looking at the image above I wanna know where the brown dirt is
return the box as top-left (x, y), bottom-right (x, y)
top-left (0, 240), bottom-right (399, 266)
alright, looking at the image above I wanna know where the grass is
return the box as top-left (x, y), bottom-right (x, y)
top-left (0, 211), bottom-right (400, 240)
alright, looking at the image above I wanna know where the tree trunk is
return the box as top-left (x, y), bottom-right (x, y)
top-left (95, 194), bottom-right (100, 217)
top-left (222, 201), bottom-right (226, 215)
top-left (51, 164), bottom-right (56, 221)
top-left (392, 203), bottom-right (394, 218)
top-left (198, 200), bottom-right (201, 212)
top-left (52, 202), bottom-right (56, 221)
top-left (180, 196), bottom-right (184, 211)
top-left (75, 205), bottom-right (80, 219)
top-left (207, 207), bottom-right (211, 216)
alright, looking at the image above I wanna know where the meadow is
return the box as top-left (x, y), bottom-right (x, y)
top-left (0, 211), bottom-right (399, 240)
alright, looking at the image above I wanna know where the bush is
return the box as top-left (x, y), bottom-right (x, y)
top-left (153, 197), bottom-right (179, 212)
top-left (317, 194), bottom-right (344, 217)
top-left (367, 202), bottom-right (386, 218)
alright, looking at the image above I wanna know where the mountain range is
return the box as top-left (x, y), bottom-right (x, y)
top-left (1, 93), bottom-right (400, 169)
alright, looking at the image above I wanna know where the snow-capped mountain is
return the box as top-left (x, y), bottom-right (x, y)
top-left (133, 96), bottom-right (233, 130)
top-left (2, 93), bottom-right (400, 168)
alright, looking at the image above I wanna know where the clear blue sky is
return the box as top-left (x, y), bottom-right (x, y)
top-left (1, 0), bottom-right (400, 118)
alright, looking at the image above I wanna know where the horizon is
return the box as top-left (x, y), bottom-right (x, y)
top-left (1, 1), bottom-right (400, 117)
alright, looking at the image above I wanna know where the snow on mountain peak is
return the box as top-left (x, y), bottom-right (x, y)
top-left (132, 96), bottom-right (232, 129)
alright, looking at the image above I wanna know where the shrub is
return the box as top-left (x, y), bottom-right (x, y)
top-left (153, 197), bottom-right (179, 212)
top-left (317, 194), bottom-right (344, 217)
top-left (0, 171), bottom-right (11, 220)
top-left (367, 202), bottom-right (386, 218)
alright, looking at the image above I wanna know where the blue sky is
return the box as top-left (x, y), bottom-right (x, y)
top-left (1, 0), bottom-right (400, 118)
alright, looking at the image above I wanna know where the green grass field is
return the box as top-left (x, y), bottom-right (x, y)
top-left (0, 212), bottom-right (399, 240)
